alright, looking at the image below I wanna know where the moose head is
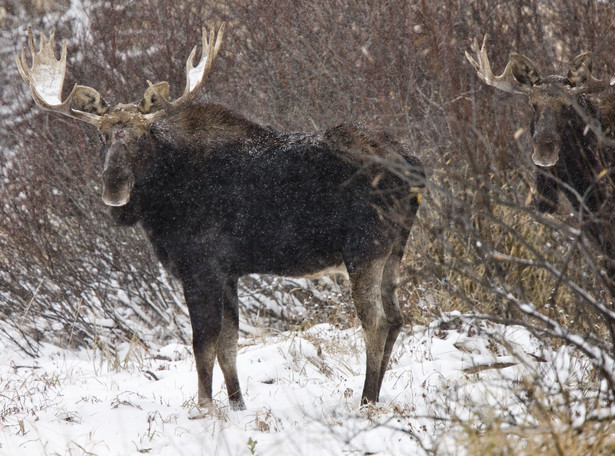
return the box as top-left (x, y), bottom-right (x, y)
top-left (15, 24), bottom-right (225, 207)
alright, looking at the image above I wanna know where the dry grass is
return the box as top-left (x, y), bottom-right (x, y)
top-left (399, 166), bottom-right (605, 339)
top-left (456, 398), bottom-right (615, 456)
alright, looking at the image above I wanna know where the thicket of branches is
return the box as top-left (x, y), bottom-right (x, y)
top-left (2, 0), bottom-right (615, 449)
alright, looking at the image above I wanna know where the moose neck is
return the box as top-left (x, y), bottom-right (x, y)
top-left (153, 104), bottom-right (266, 152)
top-left (551, 93), bottom-right (612, 214)
top-left (109, 103), bottom-right (268, 228)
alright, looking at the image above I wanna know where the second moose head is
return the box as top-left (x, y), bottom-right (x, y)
top-left (466, 37), bottom-right (603, 168)
top-left (466, 37), bottom-right (615, 285)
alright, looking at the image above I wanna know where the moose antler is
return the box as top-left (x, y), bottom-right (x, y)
top-left (15, 26), bottom-right (104, 125)
top-left (465, 36), bottom-right (537, 94)
top-left (149, 23), bottom-right (225, 114)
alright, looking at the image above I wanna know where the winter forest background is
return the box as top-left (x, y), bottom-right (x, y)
top-left (2, 0), bottom-right (615, 454)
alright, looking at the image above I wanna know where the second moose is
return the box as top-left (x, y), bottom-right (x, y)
top-left (466, 37), bottom-right (615, 288)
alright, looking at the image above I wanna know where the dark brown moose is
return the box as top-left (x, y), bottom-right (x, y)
top-left (16, 25), bottom-right (424, 410)
top-left (466, 37), bottom-right (615, 287)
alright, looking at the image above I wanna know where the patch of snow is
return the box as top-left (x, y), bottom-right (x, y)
top-left (0, 316), bottom-right (594, 455)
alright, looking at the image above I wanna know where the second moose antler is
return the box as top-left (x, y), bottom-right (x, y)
top-left (465, 35), bottom-right (539, 94)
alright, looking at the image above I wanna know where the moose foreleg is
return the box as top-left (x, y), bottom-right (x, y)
top-left (183, 275), bottom-right (224, 409)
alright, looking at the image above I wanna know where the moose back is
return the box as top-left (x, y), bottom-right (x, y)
top-left (16, 25), bottom-right (425, 410)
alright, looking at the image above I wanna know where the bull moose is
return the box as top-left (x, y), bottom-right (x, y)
top-left (466, 37), bottom-right (615, 286)
top-left (15, 25), bottom-right (425, 410)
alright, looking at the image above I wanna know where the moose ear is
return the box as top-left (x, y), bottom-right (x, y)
top-left (567, 52), bottom-right (593, 86)
top-left (73, 86), bottom-right (108, 115)
top-left (140, 81), bottom-right (170, 113)
top-left (509, 53), bottom-right (541, 87)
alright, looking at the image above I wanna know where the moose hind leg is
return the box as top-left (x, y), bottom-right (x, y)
top-left (216, 278), bottom-right (246, 410)
top-left (348, 256), bottom-right (389, 404)
top-left (376, 242), bottom-right (406, 398)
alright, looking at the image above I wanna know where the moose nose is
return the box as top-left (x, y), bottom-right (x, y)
top-left (531, 108), bottom-right (562, 167)
top-left (531, 134), bottom-right (561, 167)
top-left (532, 145), bottom-right (560, 167)
top-left (102, 190), bottom-right (130, 206)
top-left (102, 172), bottom-right (133, 206)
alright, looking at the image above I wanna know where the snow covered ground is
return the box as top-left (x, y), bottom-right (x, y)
top-left (0, 314), bottom-right (583, 455)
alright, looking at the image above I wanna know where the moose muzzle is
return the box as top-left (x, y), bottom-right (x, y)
top-left (531, 108), bottom-right (561, 167)
top-left (102, 142), bottom-right (135, 207)
top-left (532, 142), bottom-right (560, 167)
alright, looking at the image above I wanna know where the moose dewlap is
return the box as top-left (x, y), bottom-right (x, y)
top-left (16, 24), bottom-right (425, 410)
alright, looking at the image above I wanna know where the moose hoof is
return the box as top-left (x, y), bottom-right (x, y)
top-left (230, 397), bottom-right (246, 411)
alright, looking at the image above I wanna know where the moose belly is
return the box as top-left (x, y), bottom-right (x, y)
top-left (298, 263), bottom-right (349, 280)
top-left (242, 241), bottom-right (349, 280)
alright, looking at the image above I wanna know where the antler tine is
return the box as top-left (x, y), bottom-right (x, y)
top-left (15, 26), bottom-right (102, 125)
top-left (179, 23), bottom-right (225, 105)
top-left (152, 23), bottom-right (225, 116)
top-left (465, 35), bottom-right (531, 94)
